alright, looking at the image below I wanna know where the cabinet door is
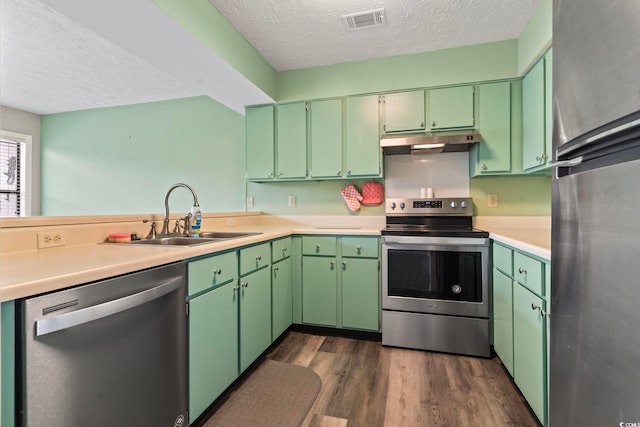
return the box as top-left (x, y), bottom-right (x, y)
top-left (341, 258), bottom-right (379, 331)
top-left (513, 284), bottom-right (546, 424)
top-left (492, 269), bottom-right (513, 375)
top-left (545, 49), bottom-right (553, 164)
top-left (246, 105), bottom-right (275, 180)
top-left (239, 267), bottom-right (272, 372)
top-left (345, 95), bottom-right (381, 177)
top-left (383, 91), bottom-right (426, 133)
top-left (522, 59), bottom-right (546, 170)
top-left (430, 85), bottom-right (475, 129)
top-left (302, 256), bottom-right (337, 326)
top-left (188, 251), bottom-right (237, 296)
top-left (240, 243), bottom-right (271, 276)
top-left (276, 102), bottom-right (307, 179)
top-left (189, 281), bottom-right (239, 421)
top-left (311, 99), bottom-right (343, 178)
top-left (476, 82), bottom-right (511, 173)
top-left (272, 258), bottom-right (293, 340)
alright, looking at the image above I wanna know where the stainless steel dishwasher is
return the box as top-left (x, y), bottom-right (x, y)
top-left (18, 262), bottom-right (188, 427)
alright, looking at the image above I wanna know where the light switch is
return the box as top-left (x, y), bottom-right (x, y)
top-left (488, 193), bottom-right (498, 208)
top-left (288, 195), bottom-right (297, 208)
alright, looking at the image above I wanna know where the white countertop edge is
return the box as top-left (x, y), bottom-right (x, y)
top-left (489, 232), bottom-right (551, 261)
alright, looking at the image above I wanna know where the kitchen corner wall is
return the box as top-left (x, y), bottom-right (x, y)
top-left (470, 175), bottom-right (551, 216)
top-left (40, 96), bottom-right (246, 216)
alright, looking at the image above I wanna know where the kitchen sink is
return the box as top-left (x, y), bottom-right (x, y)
top-left (125, 231), bottom-right (262, 246)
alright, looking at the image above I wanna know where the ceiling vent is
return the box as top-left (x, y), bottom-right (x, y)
top-left (342, 8), bottom-right (386, 31)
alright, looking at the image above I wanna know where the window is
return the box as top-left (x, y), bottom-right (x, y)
top-left (0, 131), bottom-right (31, 217)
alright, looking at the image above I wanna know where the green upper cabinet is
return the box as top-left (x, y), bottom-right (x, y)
top-left (276, 102), bottom-right (307, 179)
top-left (381, 90), bottom-right (426, 133)
top-left (522, 50), bottom-right (552, 172)
top-left (345, 95), bottom-right (382, 177)
top-left (545, 49), bottom-right (553, 164)
top-left (310, 99), bottom-right (343, 178)
top-left (429, 85), bottom-right (475, 130)
top-left (246, 105), bottom-right (275, 180)
top-left (474, 82), bottom-right (511, 174)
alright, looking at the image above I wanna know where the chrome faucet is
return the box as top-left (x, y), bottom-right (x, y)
top-left (160, 183), bottom-right (200, 236)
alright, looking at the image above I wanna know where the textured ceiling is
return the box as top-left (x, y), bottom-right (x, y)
top-left (208, 0), bottom-right (541, 71)
top-left (0, 0), bottom-right (273, 115)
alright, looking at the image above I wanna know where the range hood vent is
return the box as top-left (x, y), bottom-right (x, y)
top-left (380, 130), bottom-right (481, 155)
top-left (342, 9), bottom-right (386, 31)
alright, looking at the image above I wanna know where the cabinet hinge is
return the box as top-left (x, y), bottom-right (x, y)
top-left (186, 302), bottom-right (189, 317)
top-left (378, 260), bottom-right (381, 270)
top-left (379, 95), bottom-right (385, 104)
top-left (383, 124), bottom-right (386, 132)
top-left (305, 103), bottom-right (311, 111)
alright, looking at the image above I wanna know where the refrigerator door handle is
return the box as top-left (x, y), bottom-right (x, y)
top-left (550, 157), bottom-right (584, 178)
top-left (35, 275), bottom-right (183, 336)
top-left (557, 117), bottom-right (640, 158)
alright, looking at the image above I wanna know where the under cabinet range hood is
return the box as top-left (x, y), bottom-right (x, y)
top-left (380, 129), bottom-right (481, 154)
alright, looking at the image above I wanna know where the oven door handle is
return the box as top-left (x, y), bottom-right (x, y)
top-left (382, 236), bottom-right (490, 247)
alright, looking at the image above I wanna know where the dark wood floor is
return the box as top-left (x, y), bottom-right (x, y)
top-left (263, 331), bottom-right (539, 427)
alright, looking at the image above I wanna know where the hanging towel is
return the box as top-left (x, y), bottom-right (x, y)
top-left (361, 181), bottom-right (384, 205)
top-left (340, 183), bottom-right (363, 212)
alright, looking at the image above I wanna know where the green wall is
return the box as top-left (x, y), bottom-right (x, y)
top-left (276, 40), bottom-right (518, 102)
top-left (41, 96), bottom-right (245, 216)
top-left (470, 176), bottom-right (551, 216)
top-left (517, 0), bottom-right (553, 75)
top-left (151, 0), bottom-right (277, 99)
top-left (247, 180), bottom-right (385, 216)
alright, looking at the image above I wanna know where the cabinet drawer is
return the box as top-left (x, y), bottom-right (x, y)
top-left (188, 251), bottom-right (238, 296)
top-left (272, 237), bottom-right (292, 263)
top-left (341, 237), bottom-right (379, 258)
top-left (493, 243), bottom-right (513, 275)
top-left (240, 243), bottom-right (271, 276)
top-left (514, 252), bottom-right (544, 295)
top-left (302, 236), bottom-right (337, 256)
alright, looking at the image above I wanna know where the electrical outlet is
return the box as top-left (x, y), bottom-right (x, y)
top-left (288, 195), bottom-right (297, 208)
top-left (488, 193), bottom-right (499, 208)
top-left (246, 196), bottom-right (254, 209)
top-left (37, 231), bottom-right (66, 248)
top-left (226, 218), bottom-right (235, 226)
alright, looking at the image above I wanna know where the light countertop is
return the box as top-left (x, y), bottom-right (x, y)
top-left (1, 214), bottom-right (551, 302)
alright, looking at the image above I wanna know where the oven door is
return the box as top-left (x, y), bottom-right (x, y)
top-left (381, 235), bottom-right (490, 318)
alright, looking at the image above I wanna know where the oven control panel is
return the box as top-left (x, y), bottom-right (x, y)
top-left (386, 197), bottom-right (473, 215)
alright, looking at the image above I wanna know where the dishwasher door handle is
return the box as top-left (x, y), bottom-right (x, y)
top-left (35, 275), bottom-right (183, 337)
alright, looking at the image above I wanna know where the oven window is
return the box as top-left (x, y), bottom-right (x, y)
top-left (387, 249), bottom-right (482, 302)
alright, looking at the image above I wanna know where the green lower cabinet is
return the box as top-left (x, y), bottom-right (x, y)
top-left (239, 267), bottom-right (272, 372)
top-left (513, 283), bottom-right (546, 425)
top-left (492, 269), bottom-right (514, 375)
top-left (189, 281), bottom-right (239, 422)
top-left (272, 257), bottom-right (293, 340)
top-left (341, 258), bottom-right (379, 331)
top-left (302, 256), bottom-right (338, 326)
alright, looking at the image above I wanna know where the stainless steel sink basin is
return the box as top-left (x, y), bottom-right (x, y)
top-left (197, 231), bottom-right (262, 239)
top-left (128, 237), bottom-right (225, 246)
top-left (125, 231), bottom-right (262, 246)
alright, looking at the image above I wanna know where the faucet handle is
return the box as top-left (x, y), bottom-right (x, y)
top-left (143, 220), bottom-right (157, 239)
top-left (172, 219), bottom-right (182, 235)
top-left (181, 213), bottom-right (193, 237)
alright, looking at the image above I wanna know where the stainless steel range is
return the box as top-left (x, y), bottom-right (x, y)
top-left (381, 197), bottom-right (491, 357)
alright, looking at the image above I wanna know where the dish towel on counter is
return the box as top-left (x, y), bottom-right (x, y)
top-left (361, 181), bottom-right (384, 205)
top-left (340, 183), bottom-right (363, 211)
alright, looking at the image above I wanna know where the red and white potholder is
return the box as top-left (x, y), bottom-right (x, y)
top-left (361, 181), bottom-right (384, 205)
top-left (340, 183), bottom-right (363, 212)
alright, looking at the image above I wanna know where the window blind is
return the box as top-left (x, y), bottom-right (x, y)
top-left (0, 138), bottom-right (21, 216)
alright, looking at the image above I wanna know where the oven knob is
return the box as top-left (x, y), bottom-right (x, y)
top-left (450, 201), bottom-right (457, 208)
top-left (460, 201), bottom-right (466, 208)
top-left (452, 284), bottom-right (462, 294)
top-left (390, 202), bottom-right (396, 210)
top-left (400, 202), bottom-right (406, 210)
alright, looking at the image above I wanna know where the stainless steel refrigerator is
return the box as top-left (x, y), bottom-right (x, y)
top-left (551, 1), bottom-right (640, 425)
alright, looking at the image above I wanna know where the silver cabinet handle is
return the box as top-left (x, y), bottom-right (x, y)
top-left (330, 261), bottom-right (335, 268)
top-left (277, 172), bottom-right (282, 177)
top-left (342, 261), bottom-right (347, 268)
top-left (316, 244), bottom-right (321, 250)
top-left (213, 268), bottom-right (222, 275)
top-left (241, 282), bottom-right (249, 288)
top-left (273, 266), bottom-right (279, 272)
top-left (35, 276), bottom-right (183, 337)
top-left (256, 255), bottom-right (262, 261)
top-left (347, 169), bottom-right (352, 175)
top-left (282, 248), bottom-right (288, 253)
top-left (518, 268), bottom-right (527, 274)
top-left (432, 120), bottom-right (436, 127)
top-left (233, 285), bottom-right (240, 292)
top-left (337, 170), bottom-right (341, 175)
top-left (267, 172), bottom-right (273, 178)
top-left (481, 163), bottom-right (487, 170)
top-left (356, 246), bottom-right (362, 254)
top-left (419, 121), bottom-right (425, 128)
top-left (531, 303), bottom-right (547, 318)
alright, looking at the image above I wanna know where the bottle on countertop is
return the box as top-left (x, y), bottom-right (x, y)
top-left (190, 205), bottom-right (202, 237)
